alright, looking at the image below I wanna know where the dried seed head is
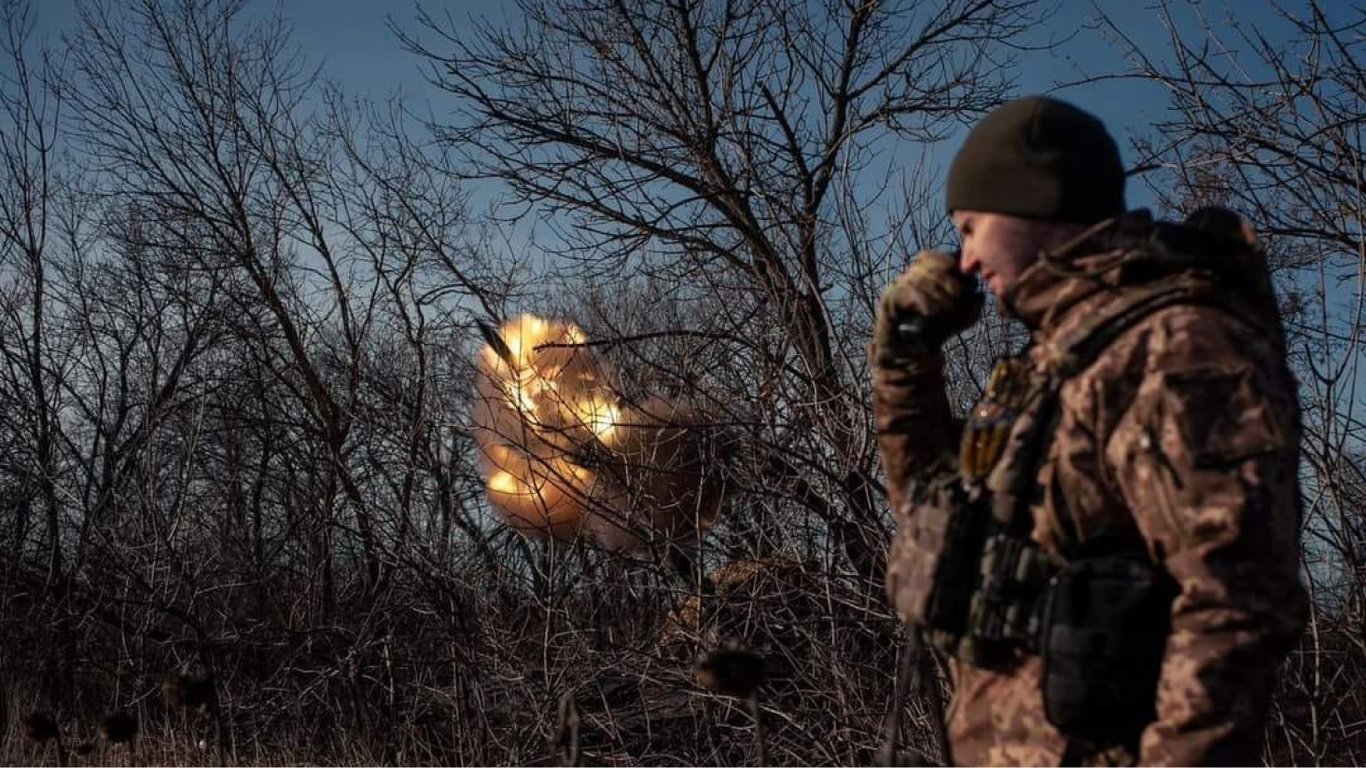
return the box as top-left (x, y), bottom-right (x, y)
top-left (696, 643), bottom-right (766, 698)
top-left (22, 711), bottom-right (59, 742)
top-left (100, 711), bottom-right (138, 744)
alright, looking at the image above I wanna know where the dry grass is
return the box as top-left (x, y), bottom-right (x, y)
top-left (3, 553), bottom-right (1362, 766)
top-left (0, 553), bottom-right (950, 766)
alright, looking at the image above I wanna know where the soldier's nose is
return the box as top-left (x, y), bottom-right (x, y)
top-left (958, 250), bottom-right (980, 276)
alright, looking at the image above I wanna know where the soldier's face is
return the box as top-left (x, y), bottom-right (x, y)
top-left (952, 210), bottom-right (1054, 297)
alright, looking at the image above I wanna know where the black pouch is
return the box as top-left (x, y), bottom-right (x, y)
top-left (1040, 554), bottom-right (1177, 740)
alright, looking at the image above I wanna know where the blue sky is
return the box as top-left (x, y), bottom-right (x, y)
top-left (29, 0), bottom-right (509, 100)
top-left (17, 0), bottom-right (1320, 227)
top-left (23, 1), bottom-right (1189, 178)
top-left (21, 0), bottom-right (1333, 323)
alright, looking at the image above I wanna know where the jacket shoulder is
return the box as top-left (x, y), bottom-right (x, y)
top-left (1065, 299), bottom-right (1297, 474)
top-left (1095, 300), bottom-right (1279, 376)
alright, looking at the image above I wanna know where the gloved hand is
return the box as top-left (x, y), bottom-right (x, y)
top-left (874, 250), bottom-right (983, 361)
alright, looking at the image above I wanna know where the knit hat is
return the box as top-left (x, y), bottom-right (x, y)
top-left (946, 96), bottom-right (1125, 223)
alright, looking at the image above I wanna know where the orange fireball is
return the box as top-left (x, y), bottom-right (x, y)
top-left (471, 314), bottom-right (721, 550)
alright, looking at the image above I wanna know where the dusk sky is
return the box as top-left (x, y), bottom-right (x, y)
top-left (15, 1), bottom-right (1333, 237)
top-left (21, 0), bottom-right (1283, 215)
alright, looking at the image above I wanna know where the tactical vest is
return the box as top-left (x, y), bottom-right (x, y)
top-left (888, 222), bottom-right (1276, 741)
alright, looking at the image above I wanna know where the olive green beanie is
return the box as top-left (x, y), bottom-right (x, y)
top-left (945, 96), bottom-right (1125, 223)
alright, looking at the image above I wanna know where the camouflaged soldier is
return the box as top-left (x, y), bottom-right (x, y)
top-left (873, 96), bottom-right (1307, 766)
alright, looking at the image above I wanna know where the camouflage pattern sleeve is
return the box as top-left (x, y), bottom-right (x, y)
top-left (1104, 306), bottom-right (1308, 766)
top-left (870, 349), bottom-right (959, 515)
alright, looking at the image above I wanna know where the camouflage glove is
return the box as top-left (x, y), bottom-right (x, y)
top-left (874, 250), bottom-right (983, 362)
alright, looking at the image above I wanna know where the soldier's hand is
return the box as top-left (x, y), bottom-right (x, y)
top-left (874, 250), bottom-right (983, 360)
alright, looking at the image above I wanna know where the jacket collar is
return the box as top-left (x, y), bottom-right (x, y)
top-left (1001, 210), bottom-right (1156, 338)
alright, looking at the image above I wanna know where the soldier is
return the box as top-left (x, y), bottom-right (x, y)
top-left (873, 96), bottom-right (1307, 766)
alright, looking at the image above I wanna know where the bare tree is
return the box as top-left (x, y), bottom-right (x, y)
top-left (401, 0), bottom-right (1041, 584)
top-left (0, 0), bottom-right (65, 583)
top-left (1, 0), bottom-right (514, 760)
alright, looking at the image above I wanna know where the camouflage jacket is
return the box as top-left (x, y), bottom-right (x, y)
top-left (875, 214), bottom-right (1308, 766)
